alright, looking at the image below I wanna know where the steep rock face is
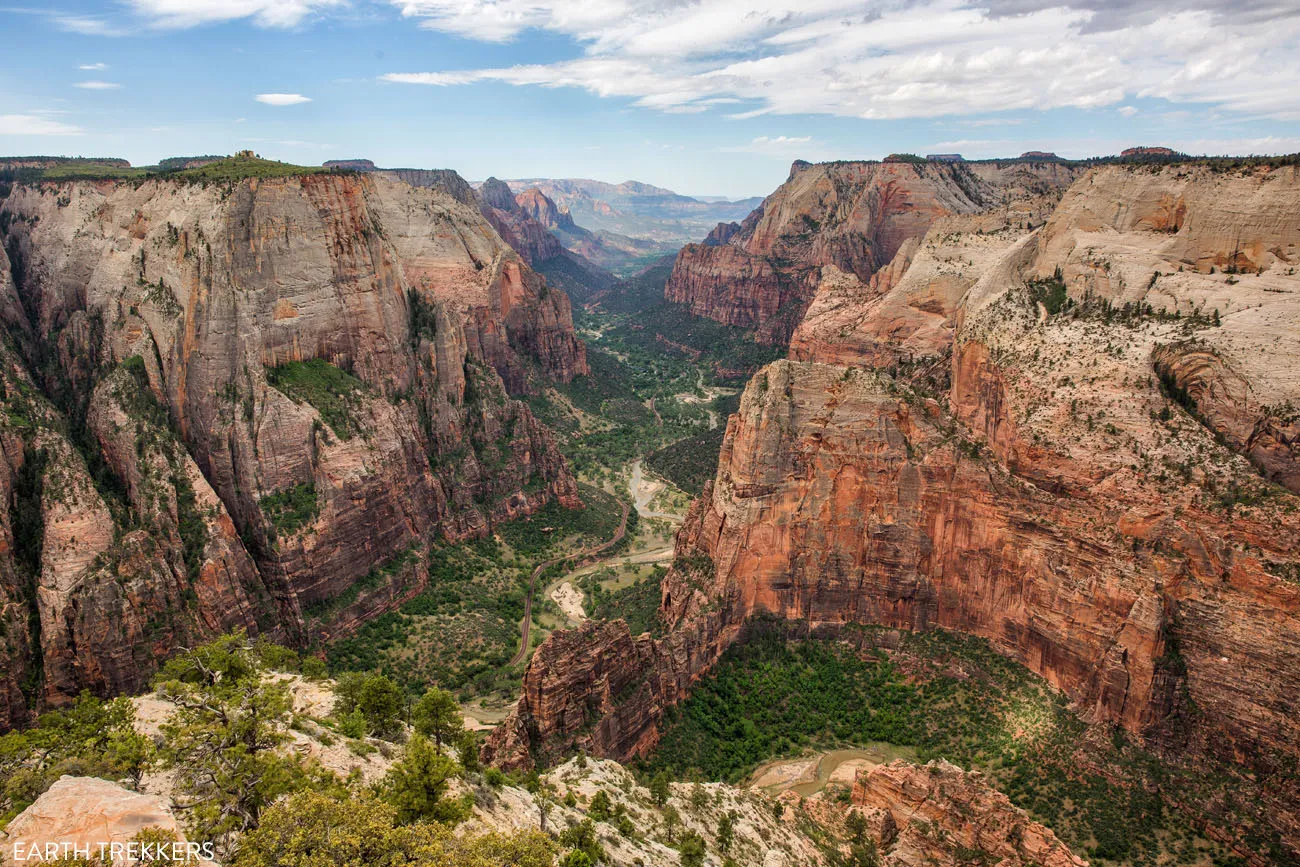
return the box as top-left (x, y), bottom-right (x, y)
top-left (0, 245), bottom-right (35, 729)
top-left (376, 168), bottom-right (478, 207)
top-left (481, 607), bottom-right (742, 770)
top-left (514, 186), bottom-right (578, 233)
top-left (666, 160), bottom-right (1081, 344)
top-left (472, 179), bottom-right (616, 302)
top-left (788, 203), bottom-right (1051, 367)
top-left (493, 164), bottom-right (1300, 858)
top-left (477, 181), bottom-right (565, 266)
top-left (0, 172), bottom-right (583, 725)
top-left (1151, 343), bottom-right (1300, 493)
top-left (703, 221), bottom-right (741, 246)
top-left (851, 760), bottom-right (1087, 867)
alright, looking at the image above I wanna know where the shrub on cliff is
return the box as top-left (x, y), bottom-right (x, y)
top-left (332, 672), bottom-right (406, 738)
top-left (0, 692), bottom-right (154, 820)
top-left (233, 791), bottom-right (554, 867)
top-left (411, 687), bottom-right (462, 746)
top-left (381, 735), bottom-right (469, 826)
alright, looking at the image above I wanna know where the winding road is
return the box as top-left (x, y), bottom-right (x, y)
top-left (508, 499), bottom-right (631, 666)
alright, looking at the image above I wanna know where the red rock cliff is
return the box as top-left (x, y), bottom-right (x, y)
top-left (489, 164), bottom-right (1300, 859)
top-left (0, 172), bottom-right (585, 727)
top-left (666, 160), bottom-right (1080, 344)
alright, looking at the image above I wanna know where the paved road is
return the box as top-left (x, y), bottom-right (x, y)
top-left (508, 499), bottom-right (630, 667)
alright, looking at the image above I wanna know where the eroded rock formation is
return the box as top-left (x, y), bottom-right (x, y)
top-left (489, 163), bottom-right (1300, 860)
top-left (473, 178), bottom-right (616, 301)
top-left (0, 171), bottom-right (585, 728)
top-left (666, 159), bottom-right (1081, 344)
top-left (851, 760), bottom-right (1087, 867)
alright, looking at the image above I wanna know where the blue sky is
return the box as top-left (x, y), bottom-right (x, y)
top-left (1, 1), bottom-right (1299, 198)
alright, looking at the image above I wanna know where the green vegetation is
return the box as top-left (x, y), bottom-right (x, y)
top-left (322, 482), bottom-right (629, 700)
top-left (0, 154), bottom-right (346, 185)
top-left (258, 481), bottom-right (319, 539)
top-left (265, 358), bottom-right (368, 440)
top-left (171, 154), bottom-right (330, 183)
top-left (38, 162), bottom-right (151, 181)
top-left (407, 289), bottom-right (440, 345)
top-left (592, 301), bottom-right (783, 377)
top-left (581, 565), bottom-right (666, 637)
top-left (411, 687), bottom-right (463, 746)
top-left (646, 393), bottom-right (739, 494)
top-left (598, 259), bottom-right (676, 314)
top-left (382, 734), bottom-right (470, 825)
top-left (884, 153), bottom-right (928, 164)
top-left (234, 792), bottom-right (554, 867)
top-left (324, 542), bottom-right (527, 696)
top-left (496, 482), bottom-right (625, 559)
top-left (0, 632), bottom-right (553, 866)
top-left (1028, 268), bottom-right (1070, 316)
top-left (644, 626), bottom-right (1264, 866)
top-left (332, 671), bottom-right (406, 738)
top-left (0, 692), bottom-right (153, 827)
top-left (303, 544), bottom-right (419, 621)
top-left (645, 633), bottom-right (913, 782)
top-left (10, 444), bottom-right (47, 582)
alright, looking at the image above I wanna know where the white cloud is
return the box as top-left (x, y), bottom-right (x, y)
top-left (0, 114), bottom-right (83, 136)
top-left (126, 0), bottom-right (342, 29)
top-left (721, 135), bottom-right (817, 157)
top-left (55, 16), bottom-right (131, 36)
top-left (1171, 134), bottom-right (1300, 155)
top-left (78, 62), bottom-right (109, 71)
top-left (383, 0), bottom-right (1300, 122)
top-left (74, 81), bottom-right (121, 90)
top-left (1118, 105), bottom-right (1139, 116)
top-left (255, 93), bottom-right (312, 105)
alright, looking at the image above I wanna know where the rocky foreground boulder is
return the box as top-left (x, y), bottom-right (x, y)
top-left (1, 776), bottom-right (215, 867)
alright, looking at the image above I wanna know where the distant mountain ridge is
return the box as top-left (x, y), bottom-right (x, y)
top-left (498, 177), bottom-right (763, 250)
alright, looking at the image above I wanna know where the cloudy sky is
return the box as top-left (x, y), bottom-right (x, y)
top-left (1, 0), bottom-right (1298, 197)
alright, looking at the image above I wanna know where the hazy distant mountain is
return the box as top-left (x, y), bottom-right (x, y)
top-left (500, 178), bottom-right (763, 248)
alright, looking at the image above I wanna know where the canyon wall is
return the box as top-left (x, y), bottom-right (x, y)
top-left (474, 178), bottom-right (617, 302)
top-left (489, 163), bottom-right (1300, 858)
top-left (666, 159), bottom-right (1081, 344)
top-left (0, 171), bottom-right (586, 728)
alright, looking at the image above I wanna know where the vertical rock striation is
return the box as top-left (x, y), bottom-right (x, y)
top-left (0, 171), bottom-right (586, 726)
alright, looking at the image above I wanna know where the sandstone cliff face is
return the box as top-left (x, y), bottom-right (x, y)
top-left (480, 605), bottom-right (743, 770)
top-left (851, 760), bottom-right (1086, 867)
top-left (472, 178), bottom-right (617, 302)
top-left (0, 172), bottom-right (584, 727)
top-left (491, 164), bottom-right (1300, 859)
top-left (666, 160), bottom-right (1081, 344)
top-left (477, 177), bottom-right (566, 267)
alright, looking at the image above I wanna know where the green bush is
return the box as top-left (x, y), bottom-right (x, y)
top-left (258, 481), bottom-right (319, 539)
top-left (266, 358), bottom-right (367, 440)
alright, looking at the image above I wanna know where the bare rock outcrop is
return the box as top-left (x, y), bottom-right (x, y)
top-left (851, 760), bottom-right (1087, 867)
top-left (0, 776), bottom-right (213, 867)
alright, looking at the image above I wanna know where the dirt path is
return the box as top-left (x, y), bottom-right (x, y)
top-left (509, 499), bottom-right (630, 666)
